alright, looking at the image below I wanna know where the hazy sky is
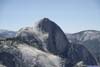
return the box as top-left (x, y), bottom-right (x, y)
top-left (0, 0), bottom-right (100, 33)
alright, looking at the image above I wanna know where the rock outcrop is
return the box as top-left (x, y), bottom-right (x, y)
top-left (37, 18), bottom-right (70, 57)
top-left (0, 39), bottom-right (62, 67)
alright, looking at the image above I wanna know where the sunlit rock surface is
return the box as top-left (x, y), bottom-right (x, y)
top-left (0, 40), bottom-right (62, 67)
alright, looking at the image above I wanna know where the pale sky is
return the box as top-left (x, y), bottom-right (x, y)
top-left (0, 0), bottom-right (100, 33)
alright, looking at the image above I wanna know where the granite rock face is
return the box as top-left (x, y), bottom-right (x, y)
top-left (66, 43), bottom-right (97, 66)
top-left (37, 18), bottom-right (70, 56)
top-left (0, 40), bottom-right (62, 67)
top-left (37, 18), bottom-right (97, 66)
top-left (0, 18), bottom-right (98, 67)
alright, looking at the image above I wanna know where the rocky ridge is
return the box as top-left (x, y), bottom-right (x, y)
top-left (0, 18), bottom-right (98, 67)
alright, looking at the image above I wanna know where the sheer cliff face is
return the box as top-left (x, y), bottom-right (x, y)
top-left (37, 18), bottom-right (70, 56)
top-left (0, 18), bottom-right (98, 67)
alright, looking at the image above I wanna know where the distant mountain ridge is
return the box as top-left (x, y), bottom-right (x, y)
top-left (66, 30), bottom-right (100, 64)
top-left (67, 30), bottom-right (100, 42)
top-left (0, 29), bottom-right (16, 39)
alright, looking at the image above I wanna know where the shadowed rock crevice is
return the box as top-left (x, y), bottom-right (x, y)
top-left (0, 52), bottom-right (16, 67)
